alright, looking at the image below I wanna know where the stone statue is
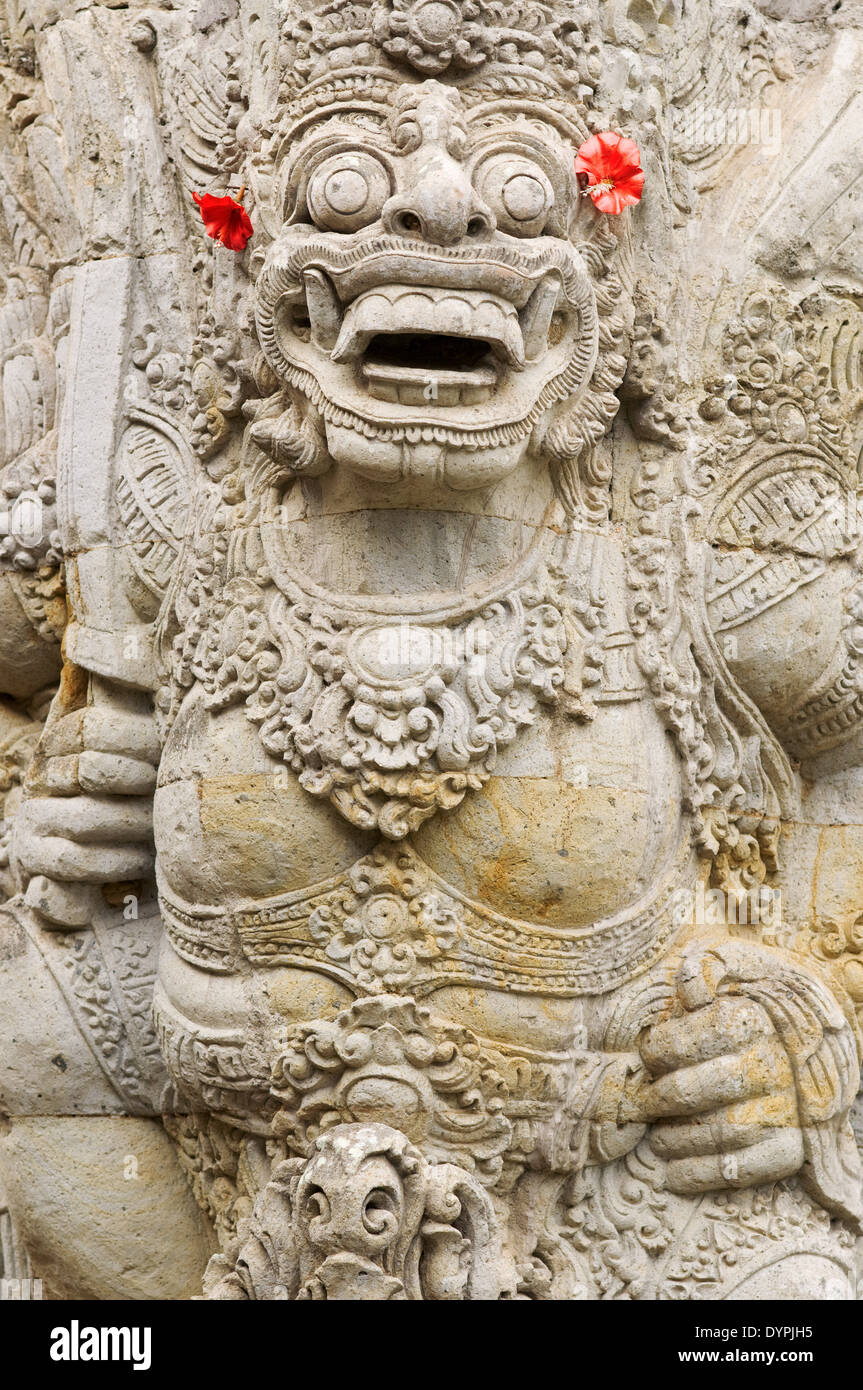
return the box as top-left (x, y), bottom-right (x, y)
top-left (1, 0), bottom-right (862, 1300)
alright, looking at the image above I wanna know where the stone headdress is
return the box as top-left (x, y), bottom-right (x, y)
top-left (275, 0), bottom-right (602, 117)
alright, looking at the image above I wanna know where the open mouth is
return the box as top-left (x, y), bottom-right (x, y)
top-left (263, 252), bottom-right (593, 431)
top-left (314, 279), bottom-right (563, 407)
top-left (360, 333), bottom-right (499, 405)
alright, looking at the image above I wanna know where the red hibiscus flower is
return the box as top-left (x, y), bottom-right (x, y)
top-left (574, 132), bottom-right (644, 215)
top-left (193, 190), bottom-right (254, 251)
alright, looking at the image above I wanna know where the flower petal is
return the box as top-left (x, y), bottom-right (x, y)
top-left (575, 131), bottom-right (644, 215)
top-left (193, 191), bottom-right (254, 250)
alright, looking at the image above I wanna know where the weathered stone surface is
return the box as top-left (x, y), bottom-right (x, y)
top-left (0, 1115), bottom-right (215, 1299)
top-left (0, 0), bottom-right (862, 1300)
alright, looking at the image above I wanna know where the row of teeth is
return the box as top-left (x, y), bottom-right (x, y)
top-left (299, 271), bottom-right (563, 379)
top-left (335, 286), bottom-right (523, 368)
top-left (360, 368), bottom-right (498, 407)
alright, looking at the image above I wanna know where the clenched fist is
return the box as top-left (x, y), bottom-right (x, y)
top-left (14, 673), bottom-right (159, 928)
top-left (634, 950), bottom-right (804, 1195)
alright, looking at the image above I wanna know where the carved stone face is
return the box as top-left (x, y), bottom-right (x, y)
top-left (254, 79), bottom-right (601, 488)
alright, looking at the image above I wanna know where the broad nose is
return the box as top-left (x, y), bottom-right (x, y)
top-left (382, 153), bottom-right (495, 246)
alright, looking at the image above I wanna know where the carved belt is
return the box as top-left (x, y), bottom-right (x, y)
top-left (158, 839), bottom-right (690, 997)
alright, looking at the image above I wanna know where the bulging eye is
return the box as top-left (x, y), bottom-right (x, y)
top-left (306, 152), bottom-right (391, 232)
top-left (474, 154), bottom-right (555, 236)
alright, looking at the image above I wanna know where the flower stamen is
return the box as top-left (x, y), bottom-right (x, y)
top-left (574, 132), bottom-right (644, 215)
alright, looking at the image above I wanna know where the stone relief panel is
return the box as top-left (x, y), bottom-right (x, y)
top-left (0, 0), bottom-right (861, 1301)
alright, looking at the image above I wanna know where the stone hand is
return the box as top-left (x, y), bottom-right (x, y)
top-left (635, 956), bottom-right (804, 1195)
top-left (14, 687), bottom-right (159, 928)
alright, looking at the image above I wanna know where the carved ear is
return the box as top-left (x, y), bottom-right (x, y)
top-left (203, 1154), bottom-right (311, 1301)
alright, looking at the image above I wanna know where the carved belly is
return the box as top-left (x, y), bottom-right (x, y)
top-left (413, 700), bottom-right (684, 928)
top-left (154, 692), bottom-right (378, 906)
top-left (155, 691), bottom-right (684, 924)
top-left (153, 690), bottom-right (690, 1120)
top-left (154, 688), bottom-right (687, 1024)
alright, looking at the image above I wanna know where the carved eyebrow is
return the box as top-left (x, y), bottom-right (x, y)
top-left (465, 106), bottom-right (580, 144)
top-left (465, 127), bottom-right (573, 180)
top-left (469, 128), bottom-right (566, 150)
top-left (466, 120), bottom-right (573, 156)
top-left (290, 123), bottom-right (395, 166)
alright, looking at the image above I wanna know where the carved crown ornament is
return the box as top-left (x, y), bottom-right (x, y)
top-left (281, 0), bottom-right (602, 99)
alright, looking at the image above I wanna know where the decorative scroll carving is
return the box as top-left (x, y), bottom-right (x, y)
top-left (203, 1122), bottom-right (500, 1300)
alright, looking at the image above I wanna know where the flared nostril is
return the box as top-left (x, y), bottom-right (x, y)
top-left (394, 211), bottom-right (423, 238)
top-left (383, 187), bottom-right (495, 245)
